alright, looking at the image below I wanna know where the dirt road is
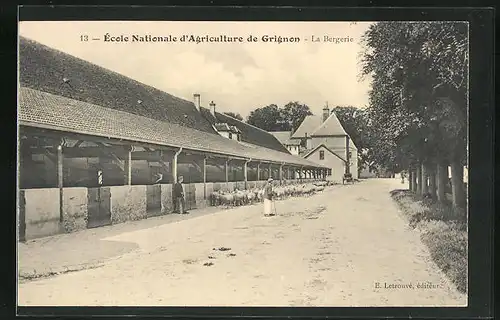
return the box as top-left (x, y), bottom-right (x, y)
top-left (18, 179), bottom-right (467, 307)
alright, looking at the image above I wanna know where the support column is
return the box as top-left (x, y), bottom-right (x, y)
top-left (257, 162), bottom-right (261, 181)
top-left (124, 146), bottom-right (132, 185)
top-left (279, 164), bottom-right (283, 185)
top-left (225, 159), bottom-right (229, 184)
top-left (172, 147), bottom-right (182, 184)
top-left (268, 164), bottom-right (272, 179)
top-left (57, 144), bottom-right (64, 223)
top-left (244, 159), bottom-right (251, 189)
top-left (203, 157), bottom-right (207, 199)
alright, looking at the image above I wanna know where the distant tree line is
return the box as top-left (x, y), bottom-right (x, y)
top-left (359, 21), bottom-right (468, 210)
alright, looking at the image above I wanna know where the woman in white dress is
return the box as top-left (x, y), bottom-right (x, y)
top-left (263, 178), bottom-right (274, 216)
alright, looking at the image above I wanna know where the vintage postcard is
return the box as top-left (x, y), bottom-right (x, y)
top-left (17, 10), bottom-right (481, 312)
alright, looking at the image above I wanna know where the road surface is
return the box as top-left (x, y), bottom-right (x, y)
top-left (18, 179), bottom-right (466, 307)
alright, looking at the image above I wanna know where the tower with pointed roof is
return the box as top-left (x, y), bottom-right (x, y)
top-left (290, 103), bottom-right (359, 183)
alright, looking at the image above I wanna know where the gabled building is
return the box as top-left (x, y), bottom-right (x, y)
top-left (269, 131), bottom-right (301, 155)
top-left (198, 100), bottom-right (291, 154)
top-left (290, 105), bottom-right (359, 183)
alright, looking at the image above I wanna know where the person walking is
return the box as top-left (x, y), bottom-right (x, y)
top-left (173, 176), bottom-right (188, 214)
top-left (263, 177), bottom-right (274, 217)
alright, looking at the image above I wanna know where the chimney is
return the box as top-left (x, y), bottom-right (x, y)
top-left (193, 93), bottom-right (201, 111)
top-left (322, 103), bottom-right (330, 122)
top-left (209, 101), bottom-right (216, 117)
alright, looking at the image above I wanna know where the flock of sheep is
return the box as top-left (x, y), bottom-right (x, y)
top-left (209, 180), bottom-right (333, 208)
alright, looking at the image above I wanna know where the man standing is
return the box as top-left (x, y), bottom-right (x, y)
top-left (173, 176), bottom-right (188, 214)
top-left (263, 177), bottom-right (274, 217)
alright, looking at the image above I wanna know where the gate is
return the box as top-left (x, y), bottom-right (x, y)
top-left (147, 184), bottom-right (162, 217)
top-left (19, 190), bottom-right (26, 242)
top-left (87, 187), bottom-right (111, 228)
top-left (184, 184), bottom-right (196, 210)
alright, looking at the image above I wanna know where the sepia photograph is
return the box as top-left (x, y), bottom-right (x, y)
top-left (17, 18), bottom-right (470, 308)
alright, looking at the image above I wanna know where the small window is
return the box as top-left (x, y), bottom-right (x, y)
top-left (319, 150), bottom-right (325, 160)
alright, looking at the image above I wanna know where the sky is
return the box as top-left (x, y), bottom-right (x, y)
top-left (19, 21), bottom-right (373, 119)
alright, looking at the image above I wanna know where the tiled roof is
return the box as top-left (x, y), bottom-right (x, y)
top-left (311, 111), bottom-right (348, 137)
top-left (214, 123), bottom-right (231, 131)
top-left (18, 36), bottom-right (216, 134)
top-left (291, 115), bottom-right (323, 139)
top-left (270, 131), bottom-right (301, 146)
top-left (19, 87), bottom-right (328, 169)
top-left (303, 144), bottom-right (346, 162)
top-left (201, 107), bottom-right (290, 153)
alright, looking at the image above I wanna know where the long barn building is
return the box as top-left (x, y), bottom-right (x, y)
top-left (18, 37), bottom-right (329, 241)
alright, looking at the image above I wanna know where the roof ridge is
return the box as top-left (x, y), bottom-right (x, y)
top-left (217, 111), bottom-right (274, 135)
top-left (310, 110), bottom-right (347, 136)
top-left (21, 87), bottom-right (327, 168)
top-left (303, 143), bottom-right (346, 162)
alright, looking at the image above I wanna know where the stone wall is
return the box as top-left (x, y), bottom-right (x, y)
top-left (62, 187), bottom-right (88, 233)
top-left (19, 178), bottom-right (324, 240)
top-left (23, 188), bottom-right (61, 240)
top-left (109, 185), bottom-right (147, 224)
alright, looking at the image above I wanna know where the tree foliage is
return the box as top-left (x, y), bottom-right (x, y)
top-left (247, 102), bottom-right (313, 132)
top-left (360, 21), bottom-right (468, 171)
top-left (223, 112), bottom-right (243, 121)
top-left (360, 21), bottom-right (468, 208)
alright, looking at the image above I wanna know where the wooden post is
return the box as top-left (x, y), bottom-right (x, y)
top-left (279, 164), bottom-right (283, 185)
top-left (203, 157), bottom-right (207, 200)
top-left (172, 147), bottom-right (182, 184)
top-left (257, 162), bottom-right (261, 181)
top-left (268, 164), bottom-right (272, 179)
top-left (124, 146), bottom-right (132, 185)
top-left (244, 159), bottom-right (250, 189)
top-left (57, 144), bottom-right (64, 223)
top-left (225, 159), bottom-right (229, 185)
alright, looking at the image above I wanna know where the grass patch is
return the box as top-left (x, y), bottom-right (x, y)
top-left (390, 189), bottom-right (467, 294)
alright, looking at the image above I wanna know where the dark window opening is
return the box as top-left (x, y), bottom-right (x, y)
top-left (319, 150), bottom-right (325, 160)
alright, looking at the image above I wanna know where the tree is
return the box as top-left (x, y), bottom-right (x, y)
top-left (281, 102), bottom-right (313, 133)
top-left (246, 104), bottom-right (283, 131)
top-left (223, 112), bottom-right (243, 121)
top-left (247, 102), bottom-right (313, 132)
top-left (332, 106), bottom-right (368, 150)
top-left (360, 21), bottom-right (468, 209)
